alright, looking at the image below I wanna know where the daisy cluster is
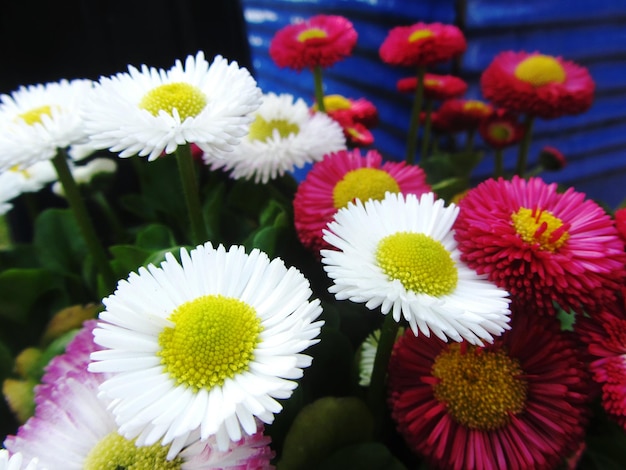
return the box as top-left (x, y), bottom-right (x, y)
top-left (0, 10), bottom-right (624, 470)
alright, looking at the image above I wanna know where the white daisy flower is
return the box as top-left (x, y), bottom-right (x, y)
top-left (52, 158), bottom-right (117, 197)
top-left (203, 92), bottom-right (346, 184)
top-left (0, 171), bottom-right (24, 215)
top-left (321, 192), bottom-right (511, 346)
top-left (357, 327), bottom-right (404, 387)
top-left (0, 79), bottom-right (93, 172)
top-left (83, 51), bottom-right (262, 161)
top-left (0, 450), bottom-right (42, 470)
top-left (12, 160), bottom-right (57, 193)
top-left (89, 242), bottom-right (324, 450)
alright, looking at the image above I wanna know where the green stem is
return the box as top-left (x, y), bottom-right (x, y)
top-left (92, 191), bottom-right (126, 243)
top-left (367, 313), bottom-right (401, 437)
top-left (175, 143), bottom-right (207, 245)
top-left (51, 149), bottom-right (116, 292)
top-left (515, 115), bottom-right (535, 177)
top-left (313, 66), bottom-right (326, 113)
top-left (420, 99), bottom-right (434, 160)
top-left (464, 128), bottom-right (476, 153)
top-left (405, 66), bottom-right (426, 165)
top-left (494, 148), bottom-right (504, 179)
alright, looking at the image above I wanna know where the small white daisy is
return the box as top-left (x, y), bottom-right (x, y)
top-left (0, 79), bottom-right (93, 172)
top-left (203, 92), bottom-right (346, 184)
top-left (0, 171), bottom-right (24, 215)
top-left (89, 242), bottom-right (323, 450)
top-left (321, 192), bottom-right (511, 346)
top-left (52, 158), bottom-right (117, 197)
top-left (357, 327), bottom-right (404, 387)
top-left (0, 450), bottom-right (42, 470)
top-left (12, 160), bottom-right (57, 193)
top-left (83, 51), bottom-right (262, 161)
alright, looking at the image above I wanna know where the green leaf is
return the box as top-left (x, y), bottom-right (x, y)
top-left (109, 245), bottom-right (153, 277)
top-left (277, 396), bottom-right (374, 470)
top-left (316, 442), bottom-right (407, 470)
top-left (135, 224), bottom-right (177, 251)
top-left (0, 268), bottom-right (58, 323)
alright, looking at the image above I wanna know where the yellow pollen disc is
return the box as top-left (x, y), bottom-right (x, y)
top-left (17, 105), bottom-right (53, 126)
top-left (139, 82), bottom-right (207, 120)
top-left (433, 343), bottom-right (528, 430)
top-left (158, 295), bottom-right (263, 392)
top-left (346, 127), bottom-right (364, 139)
top-left (409, 29), bottom-right (434, 43)
top-left (514, 55), bottom-right (566, 87)
top-left (375, 232), bottom-right (458, 296)
top-left (322, 94), bottom-right (352, 112)
top-left (511, 207), bottom-right (570, 251)
top-left (488, 123), bottom-right (513, 141)
top-left (332, 168), bottom-right (400, 209)
top-left (463, 100), bottom-right (490, 113)
top-left (83, 432), bottom-right (182, 470)
top-left (248, 116), bottom-right (299, 142)
top-left (297, 28), bottom-right (328, 42)
top-left (424, 78), bottom-right (442, 88)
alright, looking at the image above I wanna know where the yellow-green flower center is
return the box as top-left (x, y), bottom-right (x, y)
top-left (511, 207), bottom-right (570, 252)
top-left (375, 232), bottom-right (458, 296)
top-left (487, 122), bottom-right (513, 141)
top-left (514, 55), bottom-right (566, 87)
top-left (322, 94), bottom-right (352, 112)
top-left (432, 343), bottom-right (528, 430)
top-left (17, 105), bottom-right (53, 125)
top-left (463, 100), bottom-right (490, 114)
top-left (83, 432), bottom-right (182, 470)
top-left (332, 168), bottom-right (400, 209)
top-left (409, 29), bottom-right (434, 43)
top-left (248, 116), bottom-right (299, 142)
top-left (424, 78), bottom-right (442, 88)
top-left (139, 82), bottom-right (207, 120)
top-left (297, 28), bottom-right (328, 42)
top-left (158, 295), bottom-right (263, 392)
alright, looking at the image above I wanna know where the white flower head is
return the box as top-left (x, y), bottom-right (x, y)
top-left (83, 52), bottom-right (262, 161)
top-left (0, 79), bottom-right (93, 172)
top-left (203, 92), bottom-right (346, 183)
top-left (0, 171), bottom-right (24, 215)
top-left (52, 158), bottom-right (117, 197)
top-left (321, 192), bottom-right (511, 346)
top-left (89, 242), bottom-right (323, 451)
top-left (0, 450), bottom-right (43, 470)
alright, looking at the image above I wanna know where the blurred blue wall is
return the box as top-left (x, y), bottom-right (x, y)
top-left (241, 0), bottom-right (626, 208)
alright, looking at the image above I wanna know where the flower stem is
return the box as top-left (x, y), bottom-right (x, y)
top-left (515, 115), bottom-right (535, 177)
top-left (420, 98), bottom-right (434, 159)
top-left (175, 143), bottom-right (207, 245)
top-left (464, 128), bottom-right (476, 153)
top-left (405, 66), bottom-right (426, 165)
top-left (313, 66), bottom-right (326, 113)
top-left (367, 313), bottom-right (400, 437)
top-left (51, 149), bottom-right (116, 292)
top-left (494, 148), bottom-right (504, 178)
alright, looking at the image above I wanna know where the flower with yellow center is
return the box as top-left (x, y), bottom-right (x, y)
top-left (321, 192), bottom-right (511, 345)
top-left (0, 79), bottom-right (93, 172)
top-left (204, 93), bottom-right (345, 184)
top-left (82, 51), bottom-right (262, 161)
top-left (90, 242), bottom-right (323, 451)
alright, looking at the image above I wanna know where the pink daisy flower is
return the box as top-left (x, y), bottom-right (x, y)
top-left (454, 176), bottom-right (626, 315)
top-left (293, 148), bottom-right (431, 254)
top-left (615, 208), bottom-right (626, 245)
top-left (314, 94), bottom-right (378, 147)
top-left (397, 73), bottom-right (468, 101)
top-left (388, 312), bottom-right (591, 470)
top-left (434, 99), bottom-right (493, 133)
top-left (379, 22), bottom-right (466, 68)
top-left (479, 109), bottom-right (525, 149)
top-left (481, 51), bottom-right (594, 119)
top-left (269, 15), bottom-right (357, 71)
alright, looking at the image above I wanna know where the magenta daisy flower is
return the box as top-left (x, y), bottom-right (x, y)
top-left (269, 15), bottom-right (357, 71)
top-left (379, 22), bottom-right (466, 68)
top-left (434, 99), bottom-right (493, 133)
top-left (314, 94), bottom-right (378, 147)
top-left (293, 148), bottom-right (432, 254)
top-left (481, 51), bottom-right (594, 119)
top-left (454, 176), bottom-right (626, 315)
top-left (388, 312), bottom-right (590, 470)
top-left (397, 73), bottom-right (468, 101)
top-left (576, 289), bottom-right (626, 431)
top-left (478, 109), bottom-right (525, 149)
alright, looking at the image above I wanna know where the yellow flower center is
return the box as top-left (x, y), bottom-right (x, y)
top-left (139, 82), bottom-right (207, 120)
top-left (408, 29), bottom-right (434, 43)
top-left (423, 78), bottom-right (442, 88)
top-left (332, 168), bottom-right (400, 209)
top-left (17, 105), bottom-right (53, 125)
top-left (158, 295), bottom-right (263, 392)
top-left (514, 55), bottom-right (566, 87)
top-left (297, 28), bottom-right (328, 42)
top-left (433, 343), bottom-right (528, 430)
top-left (248, 116), bottom-right (299, 142)
top-left (83, 432), bottom-right (182, 470)
top-left (487, 122), bottom-right (513, 141)
top-left (511, 207), bottom-right (570, 251)
top-left (375, 232), bottom-right (458, 296)
top-left (322, 94), bottom-right (352, 112)
top-left (463, 100), bottom-right (490, 114)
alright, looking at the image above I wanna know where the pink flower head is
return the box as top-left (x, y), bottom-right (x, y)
top-left (379, 22), bottom-right (466, 68)
top-left (269, 15), bottom-right (357, 71)
top-left (538, 145), bottom-right (567, 171)
top-left (481, 51), bottom-right (595, 119)
top-left (397, 73), bottom-right (468, 101)
top-left (315, 94), bottom-right (378, 146)
top-left (479, 108), bottom-right (525, 149)
top-left (454, 176), bottom-right (626, 315)
top-left (293, 148), bottom-right (431, 254)
top-left (388, 312), bottom-right (590, 470)
top-left (615, 208), bottom-right (626, 245)
top-left (433, 98), bottom-right (493, 133)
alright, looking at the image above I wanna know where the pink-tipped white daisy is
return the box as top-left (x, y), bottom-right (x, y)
top-left (89, 243), bottom-right (323, 451)
top-left (0, 450), bottom-right (43, 470)
top-left (82, 52), bottom-right (262, 161)
top-left (321, 192), bottom-right (511, 345)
